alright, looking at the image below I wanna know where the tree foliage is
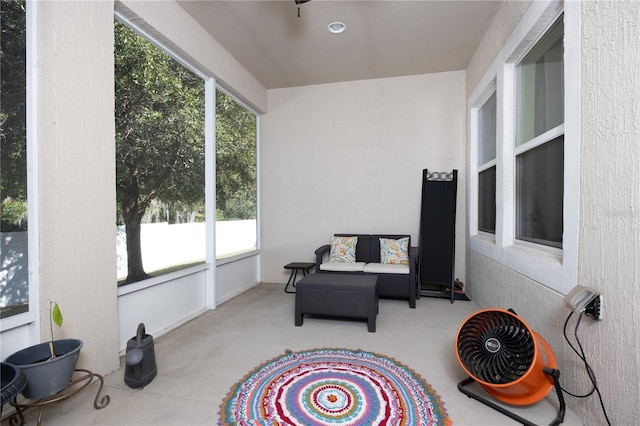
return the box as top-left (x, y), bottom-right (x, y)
top-left (215, 91), bottom-right (257, 220)
top-left (115, 20), bottom-right (205, 282)
top-left (115, 20), bottom-right (205, 222)
top-left (1, 0), bottom-right (28, 231)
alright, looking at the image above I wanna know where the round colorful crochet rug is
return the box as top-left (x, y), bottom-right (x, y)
top-left (219, 348), bottom-right (451, 426)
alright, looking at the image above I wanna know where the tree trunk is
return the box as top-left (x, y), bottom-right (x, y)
top-left (123, 209), bottom-right (150, 284)
top-left (122, 193), bottom-right (149, 284)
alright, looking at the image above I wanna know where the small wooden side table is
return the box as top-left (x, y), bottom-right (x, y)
top-left (283, 262), bottom-right (315, 293)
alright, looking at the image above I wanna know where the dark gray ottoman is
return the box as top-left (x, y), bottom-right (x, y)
top-left (295, 274), bottom-right (378, 332)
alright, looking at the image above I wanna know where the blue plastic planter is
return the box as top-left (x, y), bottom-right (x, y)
top-left (4, 339), bottom-right (82, 400)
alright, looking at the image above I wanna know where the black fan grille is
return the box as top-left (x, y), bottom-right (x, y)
top-left (457, 310), bottom-right (535, 384)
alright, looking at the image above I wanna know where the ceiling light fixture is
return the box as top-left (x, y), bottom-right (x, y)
top-left (327, 22), bottom-right (346, 34)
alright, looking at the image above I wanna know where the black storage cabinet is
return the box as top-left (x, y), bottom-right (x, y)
top-left (417, 169), bottom-right (458, 303)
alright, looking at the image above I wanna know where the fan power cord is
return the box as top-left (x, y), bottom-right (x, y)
top-left (561, 311), bottom-right (612, 426)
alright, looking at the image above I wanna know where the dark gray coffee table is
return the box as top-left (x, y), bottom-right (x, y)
top-left (294, 274), bottom-right (378, 332)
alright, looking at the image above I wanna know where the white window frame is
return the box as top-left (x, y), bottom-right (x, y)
top-left (0, 0), bottom-right (40, 341)
top-left (471, 80), bottom-right (498, 239)
top-left (468, 0), bottom-right (580, 295)
top-left (113, 5), bottom-right (262, 303)
top-left (114, 9), bottom-right (216, 302)
top-left (214, 86), bottom-right (260, 264)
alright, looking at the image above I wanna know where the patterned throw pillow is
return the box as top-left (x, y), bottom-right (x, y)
top-left (380, 237), bottom-right (410, 265)
top-left (329, 236), bottom-right (358, 263)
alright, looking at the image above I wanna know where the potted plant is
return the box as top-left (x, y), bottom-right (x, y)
top-left (3, 301), bottom-right (83, 400)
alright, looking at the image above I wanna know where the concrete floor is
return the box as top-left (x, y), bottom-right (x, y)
top-left (3, 283), bottom-right (582, 425)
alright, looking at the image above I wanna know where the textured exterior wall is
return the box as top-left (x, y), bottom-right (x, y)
top-left (37, 1), bottom-right (119, 373)
top-left (467, 1), bottom-right (640, 424)
top-left (118, 0), bottom-right (267, 113)
top-left (465, 0), bottom-right (531, 97)
top-left (261, 72), bottom-right (466, 284)
top-left (579, 0), bottom-right (640, 422)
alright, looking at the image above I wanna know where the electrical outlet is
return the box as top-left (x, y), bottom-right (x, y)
top-left (596, 295), bottom-right (603, 320)
top-left (585, 295), bottom-right (603, 320)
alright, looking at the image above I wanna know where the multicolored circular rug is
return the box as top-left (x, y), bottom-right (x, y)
top-left (219, 348), bottom-right (451, 425)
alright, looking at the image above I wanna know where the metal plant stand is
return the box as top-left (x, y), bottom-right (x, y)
top-left (7, 369), bottom-right (110, 426)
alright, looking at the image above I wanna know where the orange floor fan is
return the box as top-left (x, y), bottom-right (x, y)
top-left (455, 308), bottom-right (566, 426)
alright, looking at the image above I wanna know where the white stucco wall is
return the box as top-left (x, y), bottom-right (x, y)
top-left (466, 1), bottom-right (640, 424)
top-left (36, 0), bottom-right (120, 374)
top-left (261, 72), bottom-right (467, 284)
top-left (578, 1), bottom-right (640, 422)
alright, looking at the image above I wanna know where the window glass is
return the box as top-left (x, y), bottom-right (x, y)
top-left (477, 90), bottom-right (497, 234)
top-left (114, 20), bottom-right (206, 285)
top-left (215, 91), bottom-right (257, 258)
top-left (516, 136), bottom-right (564, 248)
top-left (478, 166), bottom-right (497, 234)
top-left (1, 0), bottom-right (29, 318)
top-left (516, 18), bottom-right (564, 146)
top-left (515, 15), bottom-right (564, 249)
top-left (478, 91), bottom-right (497, 165)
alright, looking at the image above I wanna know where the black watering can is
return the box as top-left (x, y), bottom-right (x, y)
top-left (124, 323), bottom-right (157, 389)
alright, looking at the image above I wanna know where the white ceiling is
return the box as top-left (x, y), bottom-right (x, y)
top-left (177, 0), bottom-right (503, 89)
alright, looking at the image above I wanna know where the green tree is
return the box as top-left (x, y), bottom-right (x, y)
top-left (115, 21), bottom-right (205, 283)
top-left (1, 0), bottom-right (28, 232)
top-left (215, 91), bottom-right (256, 220)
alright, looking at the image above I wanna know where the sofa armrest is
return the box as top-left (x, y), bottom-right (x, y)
top-left (410, 246), bottom-right (418, 269)
top-left (409, 246), bottom-right (419, 308)
top-left (315, 244), bottom-right (330, 273)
